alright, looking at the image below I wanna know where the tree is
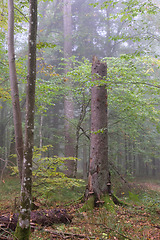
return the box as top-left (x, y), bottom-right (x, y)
top-left (8, 0), bottom-right (37, 238)
top-left (86, 56), bottom-right (110, 204)
top-left (63, 0), bottom-right (76, 177)
top-left (8, 0), bottom-right (23, 181)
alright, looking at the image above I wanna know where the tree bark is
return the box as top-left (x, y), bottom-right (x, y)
top-left (8, 0), bottom-right (23, 181)
top-left (63, 0), bottom-right (75, 177)
top-left (87, 57), bottom-right (110, 203)
top-left (15, 0), bottom-right (37, 239)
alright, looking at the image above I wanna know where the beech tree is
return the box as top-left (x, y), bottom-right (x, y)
top-left (8, 0), bottom-right (23, 181)
top-left (8, 0), bottom-right (37, 239)
top-left (86, 56), bottom-right (110, 204)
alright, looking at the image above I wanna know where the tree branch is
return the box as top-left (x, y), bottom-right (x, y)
top-left (14, 6), bottom-right (29, 22)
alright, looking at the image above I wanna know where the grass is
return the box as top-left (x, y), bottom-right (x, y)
top-left (0, 175), bottom-right (160, 239)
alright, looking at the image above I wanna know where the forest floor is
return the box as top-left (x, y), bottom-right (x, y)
top-left (0, 176), bottom-right (160, 240)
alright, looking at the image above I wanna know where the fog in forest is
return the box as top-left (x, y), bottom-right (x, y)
top-left (0, 0), bottom-right (160, 181)
top-left (1, 1), bottom-right (160, 239)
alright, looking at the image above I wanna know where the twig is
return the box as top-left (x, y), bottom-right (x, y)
top-left (72, 222), bottom-right (133, 240)
top-left (44, 229), bottom-right (90, 239)
top-left (79, 127), bottom-right (90, 140)
top-left (153, 225), bottom-right (160, 229)
top-left (0, 158), bottom-right (16, 182)
top-left (109, 161), bottom-right (128, 184)
top-left (0, 226), bottom-right (18, 240)
top-left (101, 224), bottom-right (133, 240)
top-left (0, 158), bottom-right (16, 166)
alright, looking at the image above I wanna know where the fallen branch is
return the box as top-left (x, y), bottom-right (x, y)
top-left (109, 161), bottom-right (128, 184)
top-left (0, 209), bottom-right (72, 231)
top-left (153, 225), bottom-right (160, 229)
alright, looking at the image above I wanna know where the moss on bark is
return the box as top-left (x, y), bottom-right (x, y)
top-left (14, 222), bottom-right (30, 240)
top-left (80, 196), bottom-right (95, 212)
top-left (81, 193), bottom-right (117, 212)
top-left (102, 195), bottom-right (115, 213)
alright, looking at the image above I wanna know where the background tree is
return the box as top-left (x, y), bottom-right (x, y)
top-left (63, 0), bottom-right (76, 177)
top-left (8, 0), bottom-right (23, 181)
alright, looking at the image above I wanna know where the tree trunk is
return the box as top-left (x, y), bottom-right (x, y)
top-left (124, 132), bottom-right (128, 176)
top-left (132, 142), bottom-right (136, 176)
top-left (39, 115), bottom-right (43, 149)
top-left (82, 140), bottom-right (88, 180)
top-left (0, 104), bottom-right (5, 173)
top-left (87, 57), bottom-right (110, 203)
top-left (8, 0), bottom-right (23, 181)
top-left (15, 0), bottom-right (37, 239)
top-left (63, 0), bottom-right (75, 177)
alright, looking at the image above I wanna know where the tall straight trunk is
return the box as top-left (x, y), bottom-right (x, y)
top-left (0, 105), bottom-right (5, 172)
top-left (39, 115), bottom-right (43, 149)
top-left (8, 0), bottom-right (23, 181)
top-left (82, 140), bottom-right (88, 180)
top-left (116, 126), bottom-right (122, 172)
top-left (124, 132), bottom-right (128, 175)
top-left (152, 157), bottom-right (156, 177)
top-left (15, 0), bottom-right (37, 239)
top-left (128, 137), bottom-right (132, 174)
top-left (132, 142), bottom-right (136, 176)
top-left (63, 0), bottom-right (75, 177)
top-left (87, 57), bottom-right (110, 202)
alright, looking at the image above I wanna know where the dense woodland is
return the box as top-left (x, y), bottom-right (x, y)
top-left (1, 0), bottom-right (160, 178)
top-left (0, 0), bottom-right (160, 239)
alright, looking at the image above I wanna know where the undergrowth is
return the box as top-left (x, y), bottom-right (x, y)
top-left (0, 176), bottom-right (20, 211)
top-left (0, 175), bottom-right (160, 239)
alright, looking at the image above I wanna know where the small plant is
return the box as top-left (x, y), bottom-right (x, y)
top-left (141, 192), bottom-right (160, 215)
top-left (9, 145), bottom-right (86, 204)
top-left (128, 191), bottom-right (140, 202)
top-left (32, 145), bottom-right (85, 204)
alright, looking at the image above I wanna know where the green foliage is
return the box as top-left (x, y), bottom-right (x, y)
top-left (0, 87), bottom-right (11, 102)
top-left (32, 145), bottom-right (85, 201)
top-left (101, 0), bottom-right (158, 18)
top-left (36, 41), bottom-right (56, 49)
top-left (10, 165), bottom-right (19, 176)
top-left (141, 192), bottom-right (160, 216)
top-left (9, 145), bottom-right (86, 204)
top-left (128, 191), bottom-right (140, 202)
top-left (35, 63), bottom-right (65, 114)
top-left (67, 55), bottom-right (160, 127)
top-left (89, 0), bottom-right (159, 55)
